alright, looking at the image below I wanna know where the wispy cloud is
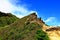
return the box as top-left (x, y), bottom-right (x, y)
top-left (44, 17), bottom-right (60, 26)
top-left (0, 0), bottom-right (35, 18)
top-left (45, 17), bottom-right (56, 23)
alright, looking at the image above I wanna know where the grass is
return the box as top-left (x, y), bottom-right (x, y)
top-left (0, 12), bottom-right (18, 27)
top-left (36, 29), bottom-right (50, 40)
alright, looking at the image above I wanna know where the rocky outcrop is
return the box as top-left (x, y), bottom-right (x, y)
top-left (25, 12), bottom-right (45, 27)
top-left (46, 27), bottom-right (60, 31)
top-left (43, 26), bottom-right (60, 40)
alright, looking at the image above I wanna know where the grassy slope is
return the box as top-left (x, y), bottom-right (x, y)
top-left (0, 13), bottom-right (49, 40)
top-left (0, 12), bottom-right (18, 27)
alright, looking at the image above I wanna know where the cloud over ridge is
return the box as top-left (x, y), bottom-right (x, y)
top-left (0, 0), bottom-right (36, 18)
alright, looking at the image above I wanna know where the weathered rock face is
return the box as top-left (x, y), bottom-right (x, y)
top-left (26, 13), bottom-right (37, 21)
top-left (46, 27), bottom-right (60, 31)
top-left (46, 28), bottom-right (60, 40)
top-left (43, 25), bottom-right (60, 40)
top-left (25, 13), bottom-right (45, 27)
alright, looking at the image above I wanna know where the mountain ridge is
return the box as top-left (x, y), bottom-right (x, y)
top-left (0, 12), bottom-right (49, 40)
top-left (0, 12), bottom-right (60, 40)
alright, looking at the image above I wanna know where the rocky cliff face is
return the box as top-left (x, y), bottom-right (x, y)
top-left (40, 23), bottom-right (60, 40)
top-left (43, 25), bottom-right (60, 40)
top-left (45, 27), bottom-right (60, 40)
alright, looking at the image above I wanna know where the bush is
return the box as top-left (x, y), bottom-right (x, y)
top-left (36, 29), bottom-right (50, 40)
top-left (0, 15), bottom-right (18, 27)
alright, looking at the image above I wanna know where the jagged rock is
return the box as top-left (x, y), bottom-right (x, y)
top-left (46, 27), bottom-right (60, 31)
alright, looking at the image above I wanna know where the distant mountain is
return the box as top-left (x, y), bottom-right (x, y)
top-left (0, 12), bottom-right (18, 27)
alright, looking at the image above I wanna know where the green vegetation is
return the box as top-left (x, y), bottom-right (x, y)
top-left (36, 29), bottom-right (49, 40)
top-left (0, 22), bottom-right (50, 40)
top-left (0, 23), bottom-right (40, 40)
top-left (0, 12), bottom-right (50, 40)
top-left (0, 12), bottom-right (18, 27)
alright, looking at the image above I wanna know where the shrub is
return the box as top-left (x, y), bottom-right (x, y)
top-left (36, 29), bottom-right (50, 40)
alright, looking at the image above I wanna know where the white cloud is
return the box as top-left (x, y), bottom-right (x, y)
top-left (0, 0), bottom-right (13, 13)
top-left (45, 17), bottom-right (56, 23)
top-left (44, 17), bottom-right (58, 26)
top-left (0, 0), bottom-right (36, 18)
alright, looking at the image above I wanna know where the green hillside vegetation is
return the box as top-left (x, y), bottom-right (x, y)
top-left (0, 12), bottom-right (18, 27)
top-left (36, 29), bottom-right (49, 40)
top-left (0, 12), bottom-right (49, 40)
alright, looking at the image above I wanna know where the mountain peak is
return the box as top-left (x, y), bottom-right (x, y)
top-left (30, 12), bottom-right (37, 15)
top-left (29, 12), bottom-right (37, 18)
top-left (23, 12), bottom-right (45, 27)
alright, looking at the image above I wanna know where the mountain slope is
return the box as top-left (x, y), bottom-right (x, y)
top-left (0, 12), bottom-right (18, 27)
top-left (0, 13), bottom-right (49, 40)
top-left (1, 12), bottom-right (60, 40)
top-left (45, 27), bottom-right (60, 40)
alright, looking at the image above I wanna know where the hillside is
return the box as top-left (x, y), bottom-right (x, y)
top-left (0, 13), bottom-right (49, 40)
top-left (42, 23), bottom-right (60, 40)
top-left (0, 12), bottom-right (60, 40)
top-left (0, 12), bottom-right (18, 27)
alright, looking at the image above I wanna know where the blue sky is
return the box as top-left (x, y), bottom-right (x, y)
top-left (0, 0), bottom-right (60, 26)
